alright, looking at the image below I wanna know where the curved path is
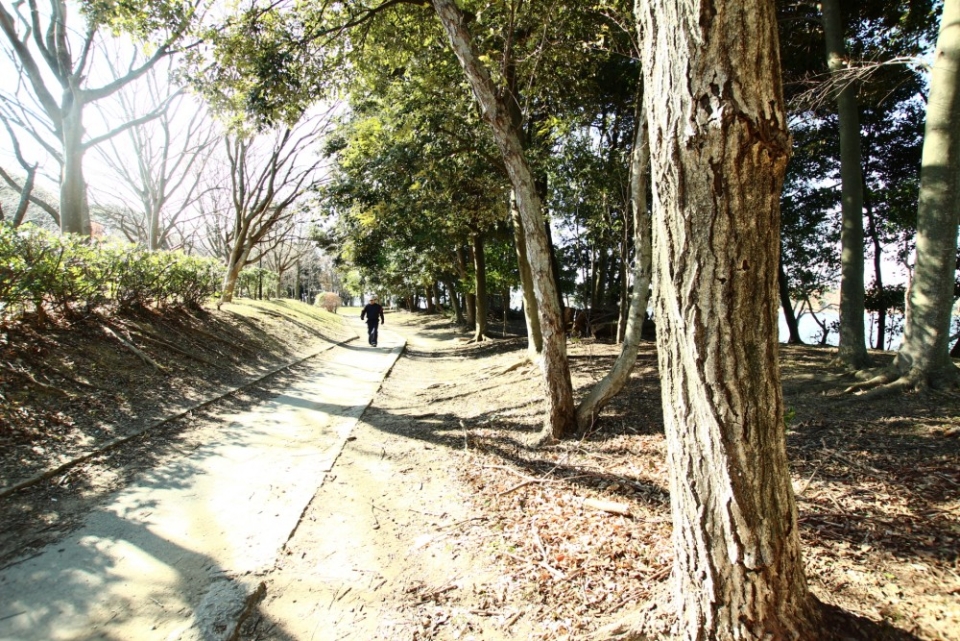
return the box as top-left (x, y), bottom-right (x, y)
top-left (0, 318), bottom-right (404, 641)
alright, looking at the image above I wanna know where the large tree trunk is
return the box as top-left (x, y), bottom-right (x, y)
top-left (511, 193), bottom-right (543, 356)
top-left (220, 244), bottom-right (250, 305)
top-left (433, 0), bottom-right (576, 440)
top-left (893, 0), bottom-right (960, 387)
top-left (575, 104), bottom-right (652, 431)
top-left (637, 1), bottom-right (816, 638)
top-left (823, 0), bottom-right (869, 369)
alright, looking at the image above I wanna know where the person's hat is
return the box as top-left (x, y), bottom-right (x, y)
top-left (371, 295), bottom-right (378, 300)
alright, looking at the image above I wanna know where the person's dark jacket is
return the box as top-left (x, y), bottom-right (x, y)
top-left (361, 302), bottom-right (384, 326)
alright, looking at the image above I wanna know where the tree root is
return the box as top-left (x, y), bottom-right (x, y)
top-left (840, 363), bottom-right (960, 400)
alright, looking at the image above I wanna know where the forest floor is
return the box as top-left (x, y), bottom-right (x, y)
top-left (0, 302), bottom-right (958, 640)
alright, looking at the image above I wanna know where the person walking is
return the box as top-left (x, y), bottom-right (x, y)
top-left (360, 295), bottom-right (385, 347)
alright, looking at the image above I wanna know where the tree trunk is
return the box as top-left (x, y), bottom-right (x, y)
top-left (779, 260), bottom-right (804, 344)
top-left (637, 1), bottom-right (816, 638)
top-left (576, 104), bottom-right (652, 431)
top-left (822, 0), bottom-right (869, 368)
top-left (433, 0), bottom-right (576, 440)
top-left (865, 192), bottom-right (887, 349)
top-left (511, 192), bottom-right (543, 356)
top-left (220, 244), bottom-right (250, 305)
top-left (60, 103), bottom-right (91, 236)
top-left (591, 246), bottom-right (608, 311)
top-left (894, 0), bottom-right (960, 387)
top-left (616, 211), bottom-right (631, 343)
top-left (472, 232), bottom-right (488, 341)
top-left (457, 246), bottom-right (477, 327)
top-left (446, 279), bottom-right (464, 325)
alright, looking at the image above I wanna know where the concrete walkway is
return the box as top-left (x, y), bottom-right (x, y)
top-left (0, 320), bottom-right (403, 641)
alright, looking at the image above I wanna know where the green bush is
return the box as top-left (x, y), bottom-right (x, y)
top-left (0, 223), bottom-right (225, 323)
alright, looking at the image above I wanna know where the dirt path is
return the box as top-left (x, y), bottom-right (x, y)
top-left (239, 312), bottom-right (536, 640)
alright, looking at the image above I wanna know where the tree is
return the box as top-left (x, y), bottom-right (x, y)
top-left (822, 0), bottom-right (869, 368)
top-left (0, 117), bottom-right (57, 228)
top-left (218, 114), bottom-right (328, 304)
top-left (94, 62), bottom-right (217, 250)
top-left (574, 100), bottom-right (652, 431)
top-left (0, 0), bottom-right (196, 235)
top-left (855, 1), bottom-right (960, 392)
top-left (635, 0), bottom-right (815, 637)
top-left (431, 0), bottom-right (576, 441)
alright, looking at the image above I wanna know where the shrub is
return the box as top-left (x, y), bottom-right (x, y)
top-left (0, 223), bottom-right (225, 323)
top-left (318, 292), bottom-right (340, 313)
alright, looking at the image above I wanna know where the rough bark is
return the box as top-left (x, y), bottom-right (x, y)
top-left (575, 107), bottom-right (652, 432)
top-left (893, 0), bottom-right (960, 387)
top-left (61, 104), bottom-right (91, 235)
top-left (616, 214), bottom-right (631, 343)
top-left (432, 0), bottom-right (576, 440)
top-left (637, 0), bottom-right (816, 638)
top-left (822, 0), bottom-right (869, 368)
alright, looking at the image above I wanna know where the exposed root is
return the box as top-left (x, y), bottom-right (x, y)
top-left (842, 366), bottom-right (899, 394)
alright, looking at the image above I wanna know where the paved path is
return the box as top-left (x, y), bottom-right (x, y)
top-left (0, 320), bottom-right (403, 641)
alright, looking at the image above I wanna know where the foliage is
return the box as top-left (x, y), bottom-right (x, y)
top-left (235, 266), bottom-right (278, 299)
top-left (0, 224), bottom-right (223, 324)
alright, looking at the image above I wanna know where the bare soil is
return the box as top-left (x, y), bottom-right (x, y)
top-left (1, 305), bottom-right (958, 640)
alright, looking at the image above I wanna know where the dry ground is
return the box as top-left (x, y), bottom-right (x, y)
top-left (1, 304), bottom-right (958, 640)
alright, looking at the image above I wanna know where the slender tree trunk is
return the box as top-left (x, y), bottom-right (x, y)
top-left (637, 1), bottom-right (816, 637)
top-left (433, 0), bottom-right (576, 439)
top-left (472, 232), bottom-right (488, 341)
top-left (511, 193), bottom-right (543, 355)
top-left (616, 212), bottom-right (631, 343)
top-left (446, 279), bottom-right (464, 325)
top-left (576, 104), bottom-right (652, 430)
top-left (779, 260), bottom-right (804, 344)
top-left (894, 0), bottom-right (960, 387)
top-left (865, 194), bottom-right (887, 349)
top-left (457, 246), bottom-right (477, 327)
top-left (822, 0), bottom-right (869, 368)
top-left (12, 165), bottom-right (37, 227)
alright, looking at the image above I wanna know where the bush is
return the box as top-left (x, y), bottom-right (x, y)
top-left (317, 292), bottom-right (340, 313)
top-left (0, 223), bottom-right (224, 323)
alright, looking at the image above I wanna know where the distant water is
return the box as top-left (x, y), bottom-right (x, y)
top-left (779, 310), bottom-right (904, 350)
